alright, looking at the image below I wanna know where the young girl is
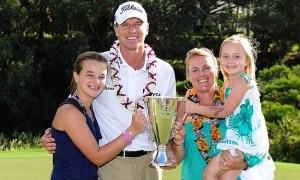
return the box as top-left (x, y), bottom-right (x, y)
top-left (184, 34), bottom-right (275, 180)
top-left (51, 51), bottom-right (147, 179)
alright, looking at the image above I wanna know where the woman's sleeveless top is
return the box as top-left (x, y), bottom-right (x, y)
top-left (51, 98), bottom-right (102, 180)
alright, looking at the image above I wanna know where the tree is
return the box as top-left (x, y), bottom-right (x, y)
top-left (258, 64), bottom-right (300, 110)
top-left (258, 64), bottom-right (300, 162)
top-left (251, 0), bottom-right (300, 69)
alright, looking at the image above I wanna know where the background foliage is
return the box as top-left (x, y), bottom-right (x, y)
top-left (0, 0), bottom-right (299, 163)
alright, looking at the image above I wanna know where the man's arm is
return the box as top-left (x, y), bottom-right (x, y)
top-left (40, 128), bottom-right (56, 154)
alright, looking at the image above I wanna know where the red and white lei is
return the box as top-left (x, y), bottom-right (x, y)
top-left (109, 40), bottom-right (157, 111)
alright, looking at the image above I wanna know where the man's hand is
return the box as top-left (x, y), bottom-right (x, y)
top-left (219, 149), bottom-right (248, 170)
top-left (40, 128), bottom-right (56, 154)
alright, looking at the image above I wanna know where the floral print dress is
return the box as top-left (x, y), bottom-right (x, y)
top-left (217, 74), bottom-right (268, 166)
top-left (217, 74), bottom-right (275, 180)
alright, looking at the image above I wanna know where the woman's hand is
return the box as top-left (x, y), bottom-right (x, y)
top-left (219, 149), bottom-right (248, 170)
top-left (160, 143), bottom-right (178, 170)
top-left (173, 121), bottom-right (185, 145)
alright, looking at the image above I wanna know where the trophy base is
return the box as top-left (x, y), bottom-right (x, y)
top-left (150, 161), bottom-right (173, 167)
top-left (150, 150), bottom-right (173, 167)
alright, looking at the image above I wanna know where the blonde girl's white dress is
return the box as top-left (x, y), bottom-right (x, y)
top-left (217, 74), bottom-right (276, 180)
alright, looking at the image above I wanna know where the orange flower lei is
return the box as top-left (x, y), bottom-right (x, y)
top-left (186, 87), bottom-right (224, 162)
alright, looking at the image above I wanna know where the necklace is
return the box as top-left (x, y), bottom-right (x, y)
top-left (73, 92), bottom-right (101, 138)
top-left (73, 92), bottom-right (94, 121)
top-left (109, 40), bottom-right (157, 111)
top-left (185, 86), bottom-right (224, 162)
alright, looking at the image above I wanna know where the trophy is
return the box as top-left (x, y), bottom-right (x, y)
top-left (146, 96), bottom-right (178, 166)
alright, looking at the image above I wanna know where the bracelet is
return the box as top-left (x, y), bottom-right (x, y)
top-left (128, 130), bottom-right (133, 139)
top-left (123, 129), bottom-right (132, 145)
top-left (174, 139), bottom-right (184, 146)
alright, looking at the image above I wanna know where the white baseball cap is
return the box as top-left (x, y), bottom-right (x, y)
top-left (114, 1), bottom-right (148, 25)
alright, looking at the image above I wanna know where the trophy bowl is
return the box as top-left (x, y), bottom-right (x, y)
top-left (147, 96), bottom-right (178, 166)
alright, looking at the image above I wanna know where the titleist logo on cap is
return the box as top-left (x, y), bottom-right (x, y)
top-left (120, 4), bottom-right (143, 14)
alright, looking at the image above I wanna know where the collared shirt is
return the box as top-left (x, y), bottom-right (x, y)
top-left (93, 50), bottom-right (176, 151)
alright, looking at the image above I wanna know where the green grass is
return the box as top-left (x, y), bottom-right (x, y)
top-left (0, 149), bottom-right (299, 180)
top-left (0, 149), bottom-right (52, 180)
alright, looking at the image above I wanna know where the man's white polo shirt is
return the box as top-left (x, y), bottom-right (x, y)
top-left (92, 50), bottom-right (176, 151)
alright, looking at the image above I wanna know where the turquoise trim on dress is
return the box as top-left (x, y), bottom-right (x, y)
top-left (239, 73), bottom-right (252, 84)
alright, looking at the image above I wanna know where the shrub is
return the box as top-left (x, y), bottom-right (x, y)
top-left (0, 131), bottom-right (41, 151)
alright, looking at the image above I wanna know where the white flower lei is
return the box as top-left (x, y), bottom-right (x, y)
top-left (109, 40), bottom-right (157, 111)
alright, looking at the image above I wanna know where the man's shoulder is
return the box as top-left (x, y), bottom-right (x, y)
top-left (101, 51), bottom-right (110, 61)
top-left (155, 57), bottom-right (174, 70)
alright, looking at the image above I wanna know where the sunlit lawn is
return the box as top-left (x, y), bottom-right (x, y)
top-left (0, 149), bottom-right (299, 180)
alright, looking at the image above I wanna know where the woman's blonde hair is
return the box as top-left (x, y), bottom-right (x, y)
top-left (185, 47), bottom-right (219, 80)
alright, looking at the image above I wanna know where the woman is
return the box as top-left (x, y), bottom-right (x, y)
top-left (173, 48), bottom-right (247, 180)
top-left (50, 51), bottom-right (147, 179)
top-left (184, 35), bottom-right (275, 180)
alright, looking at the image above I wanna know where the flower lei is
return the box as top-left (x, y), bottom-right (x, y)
top-left (185, 86), bottom-right (224, 162)
top-left (109, 40), bottom-right (157, 111)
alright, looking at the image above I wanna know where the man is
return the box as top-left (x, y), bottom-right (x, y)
top-left (41, 1), bottom-right (176, 180)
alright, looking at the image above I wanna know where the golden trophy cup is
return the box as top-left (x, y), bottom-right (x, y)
top-left (146, 96), bottom-right (178, 166)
